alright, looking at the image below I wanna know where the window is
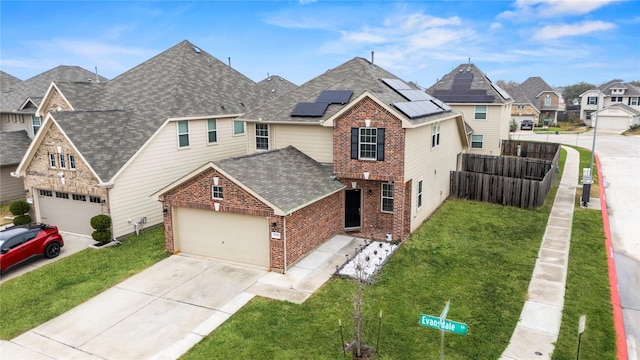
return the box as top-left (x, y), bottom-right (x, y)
top-left (431, 122), bottom-right (441, 148)
top-left (55, 192), bottom-right (69, 199)
top-left (32, 116), bottom-right (41, 135)
top-left (48, 153), bottom-right (56, 168)
top-left (212, 185), bottom-right (223, 200)
top-left (255, 123), bottom-right (269, 150)
top-left (381, 183), bottom-right (394, 213)
top-left (233, 120), bottom-right (245, 135)
top-left (207, 119), bottom-right (217, 143)
top-left (177, 121), bottom-right (189, 148)
top-left (630, 97), bottom-right (639, 106)
top-left (587, 97), bottom-right (598, 105)
top-left (611, 97), bottom-right (623, 103)
top-left (517, 105), bottom-right (524, 110)
top-left (68, 154), bottom-right (76, 170)
top-left (471, 134), bottom-right (484, 149)
top-left (39, 190), bottom-right (52, 197)
top-left (89, 196), bottom-right (102, 203)
top-left (417, 180), bottom-right (423, 209)
top-left (72, 194), bottom-right (87, 201)
top-left (351, 127), bottom-right (385, 161)
top-left (586, 111), bottom-right (594, 120)
top-left (58, 153), bottom-right (66, 169)
top-left (474, 105), bottom-right (487, 120)
top-left (544, 95), bottom-right (551, 106)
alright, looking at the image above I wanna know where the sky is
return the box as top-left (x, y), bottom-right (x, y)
top-left (1, 0), bottom-right (639, 89)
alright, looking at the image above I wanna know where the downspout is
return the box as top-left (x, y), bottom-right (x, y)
top-left (283, 216), bottom-right (287, 273)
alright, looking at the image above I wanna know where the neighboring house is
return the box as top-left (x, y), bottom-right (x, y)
top-left (580, 80), bottom-right (640, 131)
top-left (13, 40), bottom-right (272, 236)
top-left (155, 57), bottom-right (469, 272)
top-left (509, 77), bottom-right (560, 127)
top-left (0, 67), bottom-right (106, 202)
top-left (426, 63), bottom-right (513, 156)
top-left (257, 75), bottom-right (298, 96)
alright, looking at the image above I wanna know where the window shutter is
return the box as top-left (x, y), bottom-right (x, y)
top-left (376, 128), bottom-right (385, 161)
top-left (351, 128), bottom-right (358, 159)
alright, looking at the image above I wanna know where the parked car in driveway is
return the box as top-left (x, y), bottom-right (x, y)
top-left (0, 223), bottom-right (64, 274)
top-left (520, 120), bottom-right (534, 130)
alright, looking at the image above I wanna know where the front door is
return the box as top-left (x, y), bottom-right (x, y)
top-left (345, 189), bottom-right (361, 229)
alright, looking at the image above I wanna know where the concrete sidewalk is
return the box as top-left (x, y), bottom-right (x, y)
top-left (501, 146), bottom-right (583, 359)
top-left (0, 234), bottom-right (365, 360)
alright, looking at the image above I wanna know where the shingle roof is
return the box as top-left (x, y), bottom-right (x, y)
top-left (426, 63), bottom-right (512, 104)
top-left (215, 146), bottom-right (344, 214)
top-left (242, 57), bottom-right (459, 126)
top-left (48, 40), bottom-right (273, 181)
top-left (602, 103), bottom-right (640, 116)
top-left (257, 75), bottom-right (298, 96)
top-left (510, 77), bottom-right (557, 111)
top-left (0, 131), bottom-right (31, 166)
top-left (1, 71), bottom-right (22, 90)
top-left (0, 66), bottom-right (107, 113)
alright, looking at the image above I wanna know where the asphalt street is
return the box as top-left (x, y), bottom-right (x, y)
top-left (514, 130), bottom-right (639, 359)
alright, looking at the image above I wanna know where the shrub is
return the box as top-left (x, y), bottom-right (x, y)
top-left (90, 214), bottom-right (111, 232)
top-left (90, 214), bottom-right (112, 243)
top-left (13, 215), bottom-right (32, 226)
top-left (9, 200), bottom-right (30, 216)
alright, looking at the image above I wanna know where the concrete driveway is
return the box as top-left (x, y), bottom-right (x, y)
top-left (1, 235), bottom-right (364, 359)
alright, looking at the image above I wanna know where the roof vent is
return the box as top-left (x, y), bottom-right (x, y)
top-left (193, 46), bottom-right (201, 53)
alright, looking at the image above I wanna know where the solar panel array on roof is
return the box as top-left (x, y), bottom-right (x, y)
top-left (491, 83), bottom-right (511, 100)
top-left (316, 90), bottom-right (352, 104)
top-left (430, 71), bottom-right (497, 103)
top-left (398, 89), bottom-right (431, 101)
top-left (380, 78), bottom-right (412, 90)
top-left (290, 102), bottom-right (330, 117)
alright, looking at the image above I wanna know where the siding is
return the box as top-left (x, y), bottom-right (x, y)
top-left (1, 113), bottom-right (33, 135)
top-left (1, 166), bottom-right (25, 202)
top-left (271, 124), bottom-right (333, 163)
top-left (454, 104), bottom-right (510, 156)
top-left (110, 117), bottom-right (249, 237)
top-left (404, 118), bottom-right (463, 232)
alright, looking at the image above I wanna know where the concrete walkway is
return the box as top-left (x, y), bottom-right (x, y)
top-left (0, 234), bottom-right (365, 359)
top-left (501, 146), bottom-right (582, 359)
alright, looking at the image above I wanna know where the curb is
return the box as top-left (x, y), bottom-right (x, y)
top-left (596, 153), bottom-right (628, 359)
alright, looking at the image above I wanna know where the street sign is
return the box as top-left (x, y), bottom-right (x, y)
top-left (578, 315), bottom-right (586, 334)
top-left (420, 314), bottom-right (468, 335)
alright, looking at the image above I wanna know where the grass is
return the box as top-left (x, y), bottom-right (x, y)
top-left (1, 201), bottom-right (14, 226)
top-left (552, 209), bottom-right (616, 359)
top-left (0, 226), bottom-right (169, 339)
top-left (534, 122), bottom-right (591, 134)
top-left (182, 153), bottom-right (565, 359)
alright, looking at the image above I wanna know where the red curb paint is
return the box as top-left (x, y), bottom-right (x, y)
top-left (596, 153), bottom-right (628, 360)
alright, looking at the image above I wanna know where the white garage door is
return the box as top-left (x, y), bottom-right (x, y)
top-left (174, 207), bottom-right (269, 268)
top-left (38, 190), bottom-right (103, 235)
top-left (597, 116), bottom-right (629, 131)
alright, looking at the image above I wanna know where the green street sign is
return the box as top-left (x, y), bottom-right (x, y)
top-left (419, 314), bottom-right (468, 335)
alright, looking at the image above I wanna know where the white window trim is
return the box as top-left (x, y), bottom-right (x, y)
top-left (207, 119), bottom-right (217, 144)
top-left (32, 115), bottom-right (41, 135)
top-left (177, 121), bottom-right (190, 148)
top-left (431, 122), bottom-right (441, 148)
top-left (212, 185), bottom-right (223, 200)
top-left (359, 127), bottom-right (377, 160)
top-left (48, 153), bottom-right (56, 168)
top-left (471, 134), bottom-right (484, 149)
top-left (255, 123), bottom-right (269, 151)
top-left (417, 179), bottom-right (423, 209)
top-left (381, 183), bottom-right (394, 213)
top-left (68, 154), bottom-right (76, 170)
top-left (233, 120), bottom-right (245, 136)
top-left (58, 153), bottom-right (66, 169)
top-left (474, 105), bottom-right (487, 121)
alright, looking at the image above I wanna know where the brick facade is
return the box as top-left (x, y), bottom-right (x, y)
top-left (23, 122), bottom-right (109, 216)
top-left (161, 167), bottom-right (343, 273)
top-left (333, 97), bottom-right (409, 242)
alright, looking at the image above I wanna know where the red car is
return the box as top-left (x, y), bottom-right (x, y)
top-left (0, 223), bottom-right (64, 275)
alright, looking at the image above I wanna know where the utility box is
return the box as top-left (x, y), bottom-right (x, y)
top-left (582, 168), bottom-right (592, 206)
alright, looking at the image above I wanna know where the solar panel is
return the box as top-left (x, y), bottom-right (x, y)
top-left (393, 101), bottom-right (449, 119)
top-left (397, 89), bottom-right (431, 101)
top-left (316, 90), bottom-right (353, 104)
top-left (430, 98), bottom-right (452, 111)
top-left (290, 102), bottom-right (329, 117)
top-left (491, 83), bottom-right (511, 100)
top-left (380, 78), bottom-right (412, 90)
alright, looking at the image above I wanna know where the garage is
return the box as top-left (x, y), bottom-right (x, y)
top-left (595, 115), bottom-right (630, 132)
top-left (173, 207), bottom-right (269, 268)
top-left (37, 190), bottom-right (103, 235)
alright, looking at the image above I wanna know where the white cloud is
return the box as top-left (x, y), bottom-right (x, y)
top-left (532, 20), bottom-right (616, 40)
top-left (490, 22), bottom-right (503, 31)
top-left (499, 0), bottom-right (618, 20)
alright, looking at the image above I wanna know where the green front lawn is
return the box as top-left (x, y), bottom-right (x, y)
top-left (0, 226), bottom-right (169, 339)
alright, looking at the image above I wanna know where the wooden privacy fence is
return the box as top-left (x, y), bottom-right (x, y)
top-left (501, 140), bottom-right (559, 160)
top-left (450, 143), bottom-right (560, 209)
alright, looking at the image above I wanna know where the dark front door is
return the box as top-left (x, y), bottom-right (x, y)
top-left (345, 189), bottom-right (361, 229)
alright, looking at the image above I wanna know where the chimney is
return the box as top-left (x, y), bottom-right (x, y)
top-left (371, 51), bottom-right (374, 65)
top-left (95, 66), bottom-right (100, 83)
top-left (228, 57), bottom-right (231, 67)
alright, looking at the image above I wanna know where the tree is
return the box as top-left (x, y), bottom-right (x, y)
top-left (629, 80), bottom-right (640, 87)
top-left (562, 82), bottom-right (595, 105)
top-left (496, 80), bottom-right (519, 93)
